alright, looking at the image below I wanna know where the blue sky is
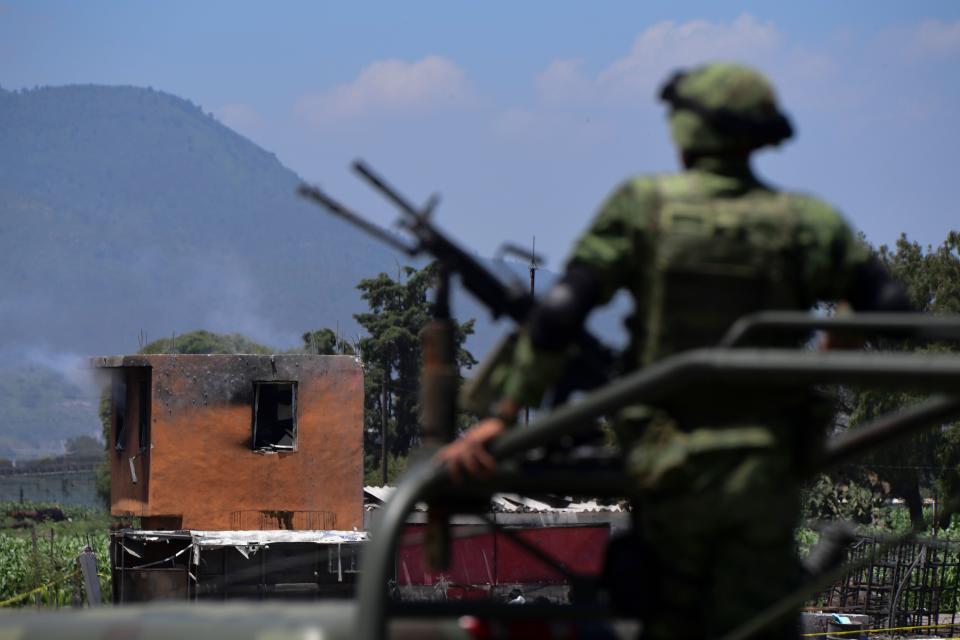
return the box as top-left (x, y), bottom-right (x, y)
top-left (2, 1), bottom-right (958, 269)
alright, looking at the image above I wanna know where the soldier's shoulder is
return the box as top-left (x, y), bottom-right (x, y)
top-left (612, 174), bottom-right (664, 200)
top-left (593, 174), bottom-right (663, 222)
top-left (778, 190), bottom-right (850, 230)
top-left (608, 171), bottom-right (703, 203)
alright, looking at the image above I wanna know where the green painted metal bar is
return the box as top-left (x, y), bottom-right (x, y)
top-left (358, 347), bottom-right (960, 640)
top-left (490, 348), bottom-right (960, 460)
top-left (822, 394), bottom-right (960, 469)
top-left (720, 312), bottom-right (960, 347)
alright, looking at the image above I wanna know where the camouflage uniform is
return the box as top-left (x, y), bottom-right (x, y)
top-left (496, 64), bottom-right (872, 639)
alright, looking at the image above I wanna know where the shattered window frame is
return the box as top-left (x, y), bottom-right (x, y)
top-left (137, 373), bottom-right (151, 453)
top-left (113, 377), bottom-right (127, 452)
top-left (252, 381), bottom-right (298, 452)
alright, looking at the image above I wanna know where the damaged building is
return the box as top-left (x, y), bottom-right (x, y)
top-left (92, 354), bottom-right (365, 601)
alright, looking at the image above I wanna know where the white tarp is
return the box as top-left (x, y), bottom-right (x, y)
top-left (120, 529), bottom-right (368, 547)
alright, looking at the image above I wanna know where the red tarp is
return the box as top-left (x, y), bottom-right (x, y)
top-left (397, 524), bottom-right (609, 593)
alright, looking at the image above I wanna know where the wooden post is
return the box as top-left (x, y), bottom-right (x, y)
top-left (77, 545), bottom-right (102, 607)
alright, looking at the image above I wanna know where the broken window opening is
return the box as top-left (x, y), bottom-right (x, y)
top-left (113, 378), bottom-right (127, 451)
top-left (138, 375), bottom-right (151, 453)
top-left (253, 382), bottom-right (297, 451)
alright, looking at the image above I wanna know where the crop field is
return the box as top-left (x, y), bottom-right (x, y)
top-left (0, 502), bottom-right (111, 607)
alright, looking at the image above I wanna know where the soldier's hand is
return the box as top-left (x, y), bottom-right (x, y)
top-left (817, 301), bottom-right (866, 351)
top-left (817, 331), bottom-right (866, 351)
top-left (434, 418), bottom-right (506, 482)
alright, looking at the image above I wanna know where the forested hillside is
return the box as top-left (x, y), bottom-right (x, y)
top-left (0, 365), bottom-right (98, 459)
top-left (0, 84), bottom-right (396, 357)
top-left (0, 84), bottom-right (618, 458)
top-left (0, 84), bottom-right (404, 457)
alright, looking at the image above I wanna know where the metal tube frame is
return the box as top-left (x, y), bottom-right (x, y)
top-left (359, 315), bottom-right (960, 640)
top-left (720, 311), bottom-right (960, 347)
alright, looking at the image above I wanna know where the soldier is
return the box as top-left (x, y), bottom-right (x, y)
top-left (438, 62), bottom-right (911, 638)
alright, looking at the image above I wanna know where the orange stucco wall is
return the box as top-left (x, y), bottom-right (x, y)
top-left (98, 354), bottom-right (363, 531)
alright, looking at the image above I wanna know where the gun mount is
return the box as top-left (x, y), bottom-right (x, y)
top-left (298, 161), bottom-right (615, 411)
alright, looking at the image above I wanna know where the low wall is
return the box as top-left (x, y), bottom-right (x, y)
top-left (0, 469), bottom-right (99, 507)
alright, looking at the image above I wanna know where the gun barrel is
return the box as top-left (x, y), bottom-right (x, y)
top-left (297, 183), bottom-right (417, 256)
top-left (353, 160), bottom-right (423, 221)
top-left (302, 162), bottom-right (611, 387)
top-left (351, 161), bottom-right (533, 322)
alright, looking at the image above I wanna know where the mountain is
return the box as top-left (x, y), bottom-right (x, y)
top-left (0, 84), bottom-right (408, 457)
top-left (0, 84), bottom-right (398, 357)
top-left (0, 364), bottom-right (99, 459)
top-left (0, 84), bottom-right (628, 458)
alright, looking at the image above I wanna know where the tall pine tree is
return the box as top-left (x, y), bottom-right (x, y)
top-left (354, 263), bottom-right (476, 483)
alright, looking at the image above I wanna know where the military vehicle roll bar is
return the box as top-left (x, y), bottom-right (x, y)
top-left (358, 312), bottom-right (960, 640)
top-left (720, 311), bottom-right (960, 347)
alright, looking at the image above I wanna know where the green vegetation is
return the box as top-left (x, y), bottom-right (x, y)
top-left (139, 330), bottom-right (272, 355)
top-left (364, 454), bottom-right (410, 487)
top-left (804, 232), bottom-right (960, 529)
top-left (0, 503), bottom-right (110, 607)
top-left (301, 328), bottom-right (355, 356)
top-left (306, 263), bottom-right (477, 485)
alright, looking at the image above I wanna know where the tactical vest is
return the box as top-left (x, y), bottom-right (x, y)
top-left (632, 174), bottom-right (811, 367)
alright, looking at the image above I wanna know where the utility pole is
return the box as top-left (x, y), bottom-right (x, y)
top-left (526, 236), bottom-right (538, 426)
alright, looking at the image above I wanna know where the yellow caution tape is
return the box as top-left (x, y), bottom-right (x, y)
top-left (803, 621), bottom-right (960, 637)
top-left (0, 569), bottom-right (82, 608)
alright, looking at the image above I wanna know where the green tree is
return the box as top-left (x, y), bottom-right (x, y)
top-left (363, 453), bottom-right (409, 487)
top-left (841, 232), bottom-right (960, 527)
top-left (65, 435), bottom-right (102, 457)
top-left (802, 470), bottom-right (891, 526)
top-left (353, 263), bottom-right (476, 483)
top-left (139, 330), bottom-right (272, 355)
top-left (301, 328), bottom-right (355, 355)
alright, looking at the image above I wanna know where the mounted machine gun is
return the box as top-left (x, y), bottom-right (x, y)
top-left (298, 161), bottom-right (615, 416)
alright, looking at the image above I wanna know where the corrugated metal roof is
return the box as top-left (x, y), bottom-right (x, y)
top-left (364, 486), bottom-right (624, 514)
top-left (363, 485), bottom-right (395, 503)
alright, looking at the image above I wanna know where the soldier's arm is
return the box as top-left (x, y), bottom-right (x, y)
top-left (498, 178), bottom-right (653, 409)
top-left (437, 180), bottom-right (651, 479)
top-left (794, 197), bottom-right (907, 311)
top-left (847, 257), bottom-right (912, 312)
top-left (799, 201), bottom-right (911, 350)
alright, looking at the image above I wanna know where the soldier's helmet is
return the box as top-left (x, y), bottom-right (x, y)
top-left (659, 63), bottom-right (793, 154)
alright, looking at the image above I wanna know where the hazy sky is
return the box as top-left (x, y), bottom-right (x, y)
top-left (2, 1), bottom-right (958, 269)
